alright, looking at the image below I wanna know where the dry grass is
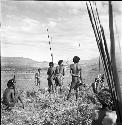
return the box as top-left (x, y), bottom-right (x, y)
top-left (1, 64), bottom-right (122, 125)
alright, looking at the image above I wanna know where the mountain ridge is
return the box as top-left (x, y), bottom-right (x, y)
top-left (1, 56), bottom-right (100, 70)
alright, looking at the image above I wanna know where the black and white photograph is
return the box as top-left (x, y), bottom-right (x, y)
top-left (1, 1), bottom-right (122, 125)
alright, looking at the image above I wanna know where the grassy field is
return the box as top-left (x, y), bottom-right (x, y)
top-left (1, 64), bottom-right (122, 125)
top-left (1, 64), bottom-right (105, 95)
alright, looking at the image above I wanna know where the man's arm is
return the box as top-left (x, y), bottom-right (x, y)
top-left (63, 66), bottom-right (65, 76)
top-left (79, 66), bottom-right (82, 82)
top-left (16, 90), bottom-right (24, 109)
top-left (47, 68), bottom-right (49, 75)
top-left (18, 96), bottom-right (24, 109)
top-left (70, 65), bottom-right (72, 74)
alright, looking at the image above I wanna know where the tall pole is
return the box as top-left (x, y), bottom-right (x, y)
top-left (109, 1), bottom-right (122, 122)
top-left (51, 37), bottom-right (53, 62)
top-left (99, 56), bottom-right (100, 72)
top-left (47, 28), bottom-right (53, 63)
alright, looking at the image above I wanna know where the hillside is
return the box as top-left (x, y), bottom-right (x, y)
top-left (1, 57), bottom-right (100, 67)
top-left (1, 57), bottom-right (49, 70)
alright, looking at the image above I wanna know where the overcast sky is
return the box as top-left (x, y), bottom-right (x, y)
top-left (1, 1), bottom-right (122, 63)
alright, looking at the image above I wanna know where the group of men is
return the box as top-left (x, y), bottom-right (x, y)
top-left (2, 56), bottom-right (83, 110)
top-left (47, 56), bottom-right (83, 100)
top-left (47, 60), bottom-right (65, 94)
top-left (1, 56), bottom-right (119, 125)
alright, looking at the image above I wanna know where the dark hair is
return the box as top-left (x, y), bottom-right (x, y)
top-left (7, 79), bottom-right (15, 88)
top-left (73, 56), bottom-right (80, 63)
top-left (49, 62), bottom-right (54, 66)
top-left (38, 68), bottom-right (41, 71)
top-left (58, 60), bottom-right (63, 65)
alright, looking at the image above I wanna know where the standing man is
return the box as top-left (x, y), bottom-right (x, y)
top-left (54, 60), bottom-right (65, 94)
top-left (47, 62), bottom-right (55, 93)
top-left (67, 56), bottom-right (82, 101)
top-left (35, 69), bottom-right (40, 86)
top-left (38, 68), bottom-right (41, 76)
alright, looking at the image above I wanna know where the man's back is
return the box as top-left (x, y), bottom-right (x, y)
top-left (70, 63), bottom-right (81, 76)
top-left (2, 88), bottom-right (15, 106)
top-left (47, 67), bottom-right (55, 77)
top-left (55, 65), bottom-right (64, 75)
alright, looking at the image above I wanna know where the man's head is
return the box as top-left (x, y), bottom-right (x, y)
top-left (49, 62), bottom-right (54, 67)
top-left (7, 79), bottom-right (15, 88)
top-left (38, 68), bottom-right (41, 72)
top-left (73, 56), bottom-right (80, 63)
top-left (58, 60), bottom-right (63, 65)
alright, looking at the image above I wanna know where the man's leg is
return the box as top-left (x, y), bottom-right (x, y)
top-left (48, 80), bottom-right (51, 93)
top-left (55, 77), bottom-right (59, 94)
top-left (51, 78), bottom-right (54, 93)
top-left (59, 76), bottom-right (64, 94)
top-left (2, 101), bottom-right (11, 111)
top-left (35, 78), bottom-right (37, 86)
top-left (18, 96), bottom-right (24, 109)
top-left (67, 82), bottom-right (72, 100)
top-left (37, 78), bottom-right (40, 86)
top-left (75, 87), bottom-right (78, 101)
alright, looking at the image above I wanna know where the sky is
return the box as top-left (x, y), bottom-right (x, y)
top-left (1, 1), bottom-right (122, 63)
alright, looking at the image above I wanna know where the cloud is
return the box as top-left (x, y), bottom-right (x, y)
top-left (1, 0), bottom-right (122, 62)
top-left (48, 20), bottom-right (57, 28)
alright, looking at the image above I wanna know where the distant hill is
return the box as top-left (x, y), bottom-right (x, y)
top-left (64, 57), bottom-right (100, 66)
top-left (1, 56), bottom-right (101, 71)
top-left (1, 57), bottom-right (49, 70)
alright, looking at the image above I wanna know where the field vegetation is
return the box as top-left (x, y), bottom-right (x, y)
top-left (1, 57), bottom-right (122, 125)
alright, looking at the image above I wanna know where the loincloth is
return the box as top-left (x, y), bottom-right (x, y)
top-left (47, 76), bottom-right (54, 87)
top-left (55, 74), bottom-right (63, 86)
top-left (70, 75), bottom-right (82, 90)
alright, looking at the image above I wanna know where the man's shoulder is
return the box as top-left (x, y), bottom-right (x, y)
top-left (52, 67), bottom-right (55, 70)
top-left (4, 88), bottom-right (14, 93)
top-left (77, 64), bottom-right (81, 68)
top-left (9, 88), bottom-right (15, 92)
top-left (56, 66), bottom-right (59, 70)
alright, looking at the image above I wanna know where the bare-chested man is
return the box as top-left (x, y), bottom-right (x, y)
top-left (67, 56), bottom-right (82, 101)
top-left (54, 60), bottom-right (65, 93)
top-left (35, 68), bottom-right (41, 86)
top-left (2, 77), bottom-right (24, 110)
top-left (47, 62), bottom-right (55, 93)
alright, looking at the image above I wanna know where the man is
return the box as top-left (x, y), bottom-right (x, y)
top-left (54, 60), bottom-right (65, 93)
top-left (38, 68), bottom-right (41, 76)
top-left (35, 69), bottom-right (40, 86)
top-left (47, 62), bottom-right (55, 93)
top-left (67, 56), bottom-right (82, 101)
top-left (2, 77), bottom-right (24, 110)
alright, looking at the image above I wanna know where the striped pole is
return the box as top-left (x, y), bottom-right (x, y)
top-left (47, 28), bottom-right (53, 62)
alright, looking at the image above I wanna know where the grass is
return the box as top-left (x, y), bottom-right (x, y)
top-left (1, 64), bottom-right (122, 125)
top-left (1, 86), bottom-right (96, 125)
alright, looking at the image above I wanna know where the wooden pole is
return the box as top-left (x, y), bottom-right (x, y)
top-left (99, 56), bottom-right (100, 72)
top-left (47, 29), bottom-right (54, 63)
top-left (109, 1), bottom-right (122, 122)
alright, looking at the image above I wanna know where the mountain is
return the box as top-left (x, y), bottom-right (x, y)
top-left (63, 57), bottom-right (100, 66)
top-left (1, 56), bottom-right (101, 71)
top-left (1, 57), bottom-right (49, 70)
